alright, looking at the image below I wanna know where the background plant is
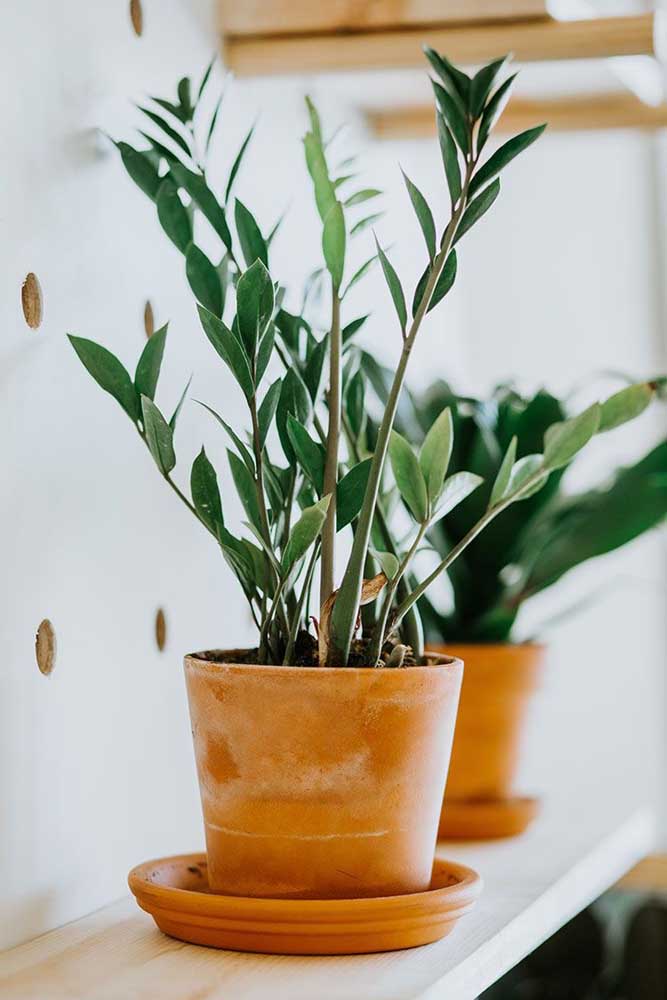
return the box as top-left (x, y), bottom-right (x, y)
top-left (68, 51), bottom-right (665, 667)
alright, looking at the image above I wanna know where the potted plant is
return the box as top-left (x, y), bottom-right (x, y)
top-left (401, 380), bottom-right (667, 838)
top-left (68, 50), bottom-right (663, 902)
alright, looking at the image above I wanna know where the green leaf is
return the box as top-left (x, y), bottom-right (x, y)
top-left (336, 458), bottom-right (372, 531)
top-left (186, 244), bottom-right (223, 316)
top-left (117, 142), bottom-right (160, 199)
top-left (431, 80), bottom-right (469, 155)
top-left (190, 447), bottom-right (224, 536)
top-left (489, 435), bottom-right (517, 508)
top-left (371, 550), bottom-right (399, 580)
top-left (150, 97), bottom-right (188, 125)
top-left (470, 123), bottom-right (546, 198)
top-left (598, 383), bottom-right (653, 432)
top-left (276, 368), bottom-right (312, 461)
top-left (257, 378), bottom-right (282, 448)
top-left (205, 94), bottom-right (223, 153)
top-left (304, 336), bottom-right (328, 402)
top-left (141, 396), bottom-right (176, 474)
top-left (177, 77), bottom-right (193, 121)
top-left (282, 495), bottom-right (331, 576)
top-left (412, 250), bottom-right (457, 317)
top-left (477, 73), bottom-right (517, 152)
top-left (350, 213), bottom-right (383, 237)
top-left (234, 198), bottom-right (268, 267)
top-left (344, 188), bottom-right (381, 207)
top-left (437, 113), bottom-right (461, 203)
top-left (303, 109), bottom-right (336, 222)
top-left (256, 323), bottom-right (276, 386)
top-left (470, 56), bottom-right (508, 118)
top-left (434, 471), bottom-right (484, 517)
top-left (197, 57), bottom-right (215, 101)
top-left (156, 179), bottom-right (192, 252)
top-left (423, 46), bottom-right (470, 110)
top-left (506, 454), bottom-right (547, 500)
top-left (346, 369), bottom-right (366, 438)
top-left (135, 323), bottom-right (168, 401)
top-left (169, 375), bottom-right (192, 430)
top-left (389, 431), bottom-right (428, 522)
top-left (543, 403), bottom-right (601, 471)
top-left (225, 125), bottom-right (255, 204)
top-left (453, 179), bottom-right (501, 246)
top-left (236, 259), bottom-right (274, 359)
top-left (322, 201), bottom-right (346, 290)
top-left (68, 336), bottom-right (139, 422)
top-left (197, 305), bottom-right (254, 399)
top-left (197, 400), bottom-right (255, 475)
top-left (287, 415), bottom-right (325, 494)
top-left (342, 315), bottom-right (369, 344)
top-left (138, 106), bottom-right (192, 159)
top-left (419, 406), bottom-right (453, 504)
top-left (169, 162), bottom-right (232, 252)
top-left (402, 170), bottom-right (436, 261)
top-left (342, 253), bottom-right (378, 297)
top-left (375, 238), bottom-right (407, 333)
top-left (228, 450), bottom-right (261, 530)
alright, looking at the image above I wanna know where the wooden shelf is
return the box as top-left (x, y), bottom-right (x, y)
top-left (0, 802), bottom-right (654, 1000)
top-left (368, 94), bottom-right (667, 139)
top-left (222, 14), bottom-right (657, 78)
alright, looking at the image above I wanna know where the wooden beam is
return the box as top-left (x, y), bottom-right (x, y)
top-left (223, 14), bottom-right (656, 77)
top-left (616, 853), bottom-right (667, 892)
top-left (367, 92), bottom-right (667, 138)
top-left (220, 1), bottom-right (549, 38)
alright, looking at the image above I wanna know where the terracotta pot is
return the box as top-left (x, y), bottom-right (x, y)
top-left (430, 644), bottom-right (545, 836)
top-left (184, 650), bottom-right (463, 900)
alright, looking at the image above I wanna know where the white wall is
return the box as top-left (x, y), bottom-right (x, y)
top-left (1, 1), bottom-right (665, 950)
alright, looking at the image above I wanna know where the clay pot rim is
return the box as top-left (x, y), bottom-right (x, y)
top-left (185, 648), bottom-right (462, 676)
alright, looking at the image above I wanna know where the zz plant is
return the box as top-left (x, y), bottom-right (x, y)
top-left (69, 50), bottom-right (665, 667)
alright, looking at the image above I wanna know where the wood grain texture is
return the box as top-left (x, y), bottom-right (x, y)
top-left (368, 94), bottom-right (667, 138)
top-left (220, 1), bottom-right (548, 37)
top-left (0, 805), bottom-right (653, 999)
top-left (223, 14), bottom-right (656, 77)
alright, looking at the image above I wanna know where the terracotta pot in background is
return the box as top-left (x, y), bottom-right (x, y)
top-left (185, 651), bottom-right (463, 900)
top-left (431, 643), bottom-right (545, 840)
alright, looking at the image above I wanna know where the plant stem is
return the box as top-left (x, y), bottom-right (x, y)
top-left (327, 167), bottom-right (473, 665)
top-left (319, 284), bottom-right (341, 608)
top-left (283, 543), bottom-right (320, 665)
top-left (391, 471), bottom-right (546, 632)
top-left (369, 522), bottom-right (427, 664)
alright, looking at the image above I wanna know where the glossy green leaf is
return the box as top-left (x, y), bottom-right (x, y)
top-left (453, 179), bottom-right (500, 246)
top-left (371, 550), bottom-right (399, 580)
top-left (402, 170), bottom-right (436, 261)
top-left (344, 188), bottom-right (381, 207)
top-left (470, 56), bottom-right (508, 118)
top-left (117, 142), bottom-right (160, 199)
top-left (197, 305), bottom-right (254, 400)
top-left (342, 315), bottom-right (369, 344)
top-left (68, 335), bottom-right (139, 422)
top-left (375, 238), bottom-right (407, 333)
top-left (389, 431), bottom-right (428, 522)
top-left (169, 375), bottom-right (192, 430)
top-left (336, 458), bottom-right (372, 531)
top-left (169, 162), bottom-right (232, 252)
top-left (488, 435), bottom-right (517, 508)
top-left (225, 125), bottom-right (255, 204)
top-left (434, 471), bottom-right (484, 517)
top-left (507, 454), bottom-right (547, 500)
top-left (598, 383), bottom-right (653, 432)
top-left (419, 406), bottom-right (453, 504)
top-left (177, 77), bottom-right (193, 120)
top-left (282, 495), bottom-right (331, 575)
top-left (477, 73), bottom-right (517, 152)
top-left (322, 201), bottom-right (346, 290)
top-left (256, 323), bottom-right (275, 386)
top-left (205, 94), bottom-right (223, 153)
top-left (228, 449), bottom-right (261, 530)
top-left (197, 57), bottom-right (215, 101)
top-left (156, 179), bottom-right (192, 252)
top-left (236, 259), bottom-right (274, 359)
top-left (141, 395), bottom-right (176, 474)
top-left (543, 403), bottom-right (601, 471)
top-left (342, 253), bottom-right (378, 297)
top-left (190, 447), bottom-right (224, 536)
top-left (423, 46), bottom-right (470, 110)
top-left (437, 112), bottom-right (461, 203)
top-left (350, 212), bottom-right (383, 237)
top-left (287, 415), bottom-right (325, 494)
top-left (346, 368), bottom-right (366, 438)
top-left (412, 250), bottom-right (457, 317)
top-left (197, 401), bottom-right (255, 475)
top-left (135, 323), bottom-right (168, 401)
top-left (257, 378), bottom-right (282, 448)
top-left (276, 367), bottom-right (312, 462)
top-left (138, 106), bottom-right (192, 158)
top-left (186, 244), bottom-right (223, 316)
top-left (431, 80), bottom-right (469, 154)
top-left (304, 335), bottom-right (328, 402)
top-left (234, 198), bottom-right (268, 267)
top-left (470, 123), bottom-right (546, 198)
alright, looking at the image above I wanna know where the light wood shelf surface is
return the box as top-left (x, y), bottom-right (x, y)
top-left (222, 14), bottom-right (657, 77)
top-left (368, 93), bottom-right (667, 138)
top-left (0, 803), bottom-right (653, 1000)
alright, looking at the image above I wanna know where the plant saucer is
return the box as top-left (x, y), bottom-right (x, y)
top-left (439, 796), bottom-right (540, 841)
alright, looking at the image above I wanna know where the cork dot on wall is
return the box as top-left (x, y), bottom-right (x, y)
top-left (35, 620), bottom-right (57, 676)
top-left (130, 0), bottom-right (143, 37)
top-left (21, 273), bottom-right (43, 330)
top-left (155, 608), bottom-right (167, 652)
top-left (144, 300), bottom-right (155, 338)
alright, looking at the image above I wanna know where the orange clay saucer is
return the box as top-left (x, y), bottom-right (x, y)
top-left (439, 796), bottom-right (539, 840)
top-left (128, 852), bottom-right (482, 955)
